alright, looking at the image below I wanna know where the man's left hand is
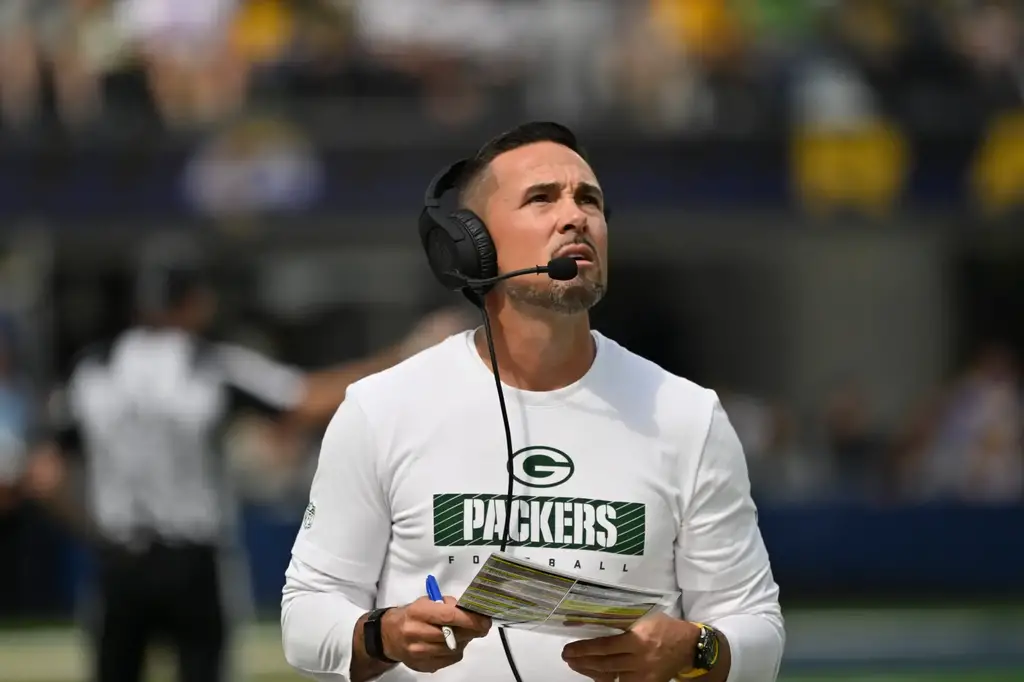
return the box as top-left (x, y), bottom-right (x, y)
top-left (561, 613), bottom-right (699, 682)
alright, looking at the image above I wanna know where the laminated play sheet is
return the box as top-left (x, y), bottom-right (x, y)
top-left (456, 553), bottom-right (679, 638)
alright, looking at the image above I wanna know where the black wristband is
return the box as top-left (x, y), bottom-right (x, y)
top-left (363, 607), bottom-right (397, 663)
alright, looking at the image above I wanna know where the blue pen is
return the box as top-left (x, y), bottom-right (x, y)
top-left (426, 574), bottom-right (457, 651)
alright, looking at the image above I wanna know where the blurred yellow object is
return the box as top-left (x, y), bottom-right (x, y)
top-left (791, 121), bottom-right (909, 218)
top-left (971, 111), bottom-right (1024, 216)
top-left (231, 0), bottom-right (295, 64)
top-left (650, 0), bottom-right (743, 60)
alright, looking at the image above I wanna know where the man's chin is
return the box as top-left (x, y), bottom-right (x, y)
top-left (505, 279), bottom-right (606, 315)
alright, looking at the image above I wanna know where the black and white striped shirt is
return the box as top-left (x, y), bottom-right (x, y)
top-left (53, 327), bottom-right (306, 547)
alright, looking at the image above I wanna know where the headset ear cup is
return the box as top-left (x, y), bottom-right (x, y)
top-left (449, 209), bottom-right (497, 282)
top-left (422, 226), bottom-right (464, 291)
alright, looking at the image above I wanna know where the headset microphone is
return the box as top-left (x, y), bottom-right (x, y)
top-left (455, 256), bottom-right (580, 289)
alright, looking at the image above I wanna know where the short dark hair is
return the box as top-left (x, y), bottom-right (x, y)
top-left (457, 121), bottom-right (588, 209)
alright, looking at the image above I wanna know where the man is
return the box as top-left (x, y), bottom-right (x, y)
top-left (24, 243), bottom-right (468, 682)
top-left (281, 122), bottom-right (785, 682)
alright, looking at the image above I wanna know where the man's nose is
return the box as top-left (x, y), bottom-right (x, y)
top-left (556, 202), bottom-right (588, 234)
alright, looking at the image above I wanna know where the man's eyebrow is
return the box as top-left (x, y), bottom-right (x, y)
top-left (523, 182), bottom-right (562, 197)
top-left (522, 181), bottom-right (604, 200)
top-left (577, 182), bottom-right (604, 201)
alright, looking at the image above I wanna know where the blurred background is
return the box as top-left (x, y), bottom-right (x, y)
top-left (0, 0), bottom-right (1023, 680)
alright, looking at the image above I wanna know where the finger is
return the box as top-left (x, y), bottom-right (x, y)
top-left (408, 650), bottom-right (465, 673)
top-left (409, 597), bottom-right (491, 636)
top-left (564, 653), bottom-right (638, 674)
top-left (564, 658), bottom-right (619, 681)
top-left (562, 634), bottom-right (635, 659)
top-left (449, 611), bottom-right (492, 636)
top-left (427, 601), bottom-right (492, 634)
top-left (404, 619), bottom-right (489, 652)
top-left (450, 625), bottom-right (489, 643)
top-left (402, 620), bottom-right (462, 649)
top-left (406, 640), bottom-right (461, 658)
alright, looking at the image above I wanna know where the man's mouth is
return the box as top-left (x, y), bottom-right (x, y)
top-left (555, 244), bottom-right (596, 264)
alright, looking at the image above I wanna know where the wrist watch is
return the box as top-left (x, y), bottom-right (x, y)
top-left (363, 607), bottom-right (397, 663)
top-left (676, 623), bottom-right (721, 679)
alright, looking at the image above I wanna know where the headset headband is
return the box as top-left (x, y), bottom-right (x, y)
top-left (424, 159), bottom-right (469, 210)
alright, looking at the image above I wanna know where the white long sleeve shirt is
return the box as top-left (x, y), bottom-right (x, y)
top-left (281, 330), bottom-right (785, 682)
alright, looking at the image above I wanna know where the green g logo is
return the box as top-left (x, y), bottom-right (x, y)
top-left (510, 446), bottom-right (575, 489)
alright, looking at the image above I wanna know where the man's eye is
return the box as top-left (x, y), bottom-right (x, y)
top-left (527, 195), bottom-right (549, 204)
top-left (580, 195), bottom-right (600, 206)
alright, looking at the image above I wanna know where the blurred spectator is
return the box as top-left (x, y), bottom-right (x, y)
top-left (348, 0), bottom-right (513, 125)
top-left (598, 1), bottom-right (711, 131)
top-left (722, 390), bottom-right (829, 504)
top-left (0, 0), bottom-right (102, 132)
top-left (117, 0), bottom-right (246, 128)
top-left (758, 406), bottom-right (831, 504)
top-left (0, 319), bottom-right (31, 502)
top-left (347, 0), bottom-right (618, 126)
top-left (0, 319), bottom-right (32, 618)
top-left (953, 0), bottom-right (1024, 110)
top-left (913, 344), bottom-right (1024, 503)
top-left (817, 379), bottom-right (888, 502)
top-left (182, 116), bottom-right (324, 218)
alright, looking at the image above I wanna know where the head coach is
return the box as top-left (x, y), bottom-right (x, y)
top-left (281, 122), bottom-right (785, 682)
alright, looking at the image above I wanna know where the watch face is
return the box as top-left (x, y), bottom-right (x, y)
top-left (695, 626), bottom-right (718, 669)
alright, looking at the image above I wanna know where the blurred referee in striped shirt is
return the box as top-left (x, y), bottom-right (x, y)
top-left (25, 243), bottom-right (468, 682)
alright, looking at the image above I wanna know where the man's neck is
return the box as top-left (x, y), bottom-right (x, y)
top-left (475, 302), bottom-right (596, 392)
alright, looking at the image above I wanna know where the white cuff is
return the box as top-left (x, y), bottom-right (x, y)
top-left (711, 612), bottom-right (785, 682)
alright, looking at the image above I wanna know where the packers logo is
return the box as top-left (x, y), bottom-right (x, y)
top-left (510, 446), bottom-right (574, 489)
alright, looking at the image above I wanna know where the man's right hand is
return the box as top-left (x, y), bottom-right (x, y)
top-left (381, 596), bottom-right (492, 673)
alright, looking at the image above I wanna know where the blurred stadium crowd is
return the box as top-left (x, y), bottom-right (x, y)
top-left (723, 341), bottom-right (1023, 505)
top-left (0, 0), bottom-right (1018, 491)
top-left (0, 0), bottom-right (1021, 136)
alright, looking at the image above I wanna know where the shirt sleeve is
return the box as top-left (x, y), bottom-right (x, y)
top-left (676, 397), bottom-right (785, 682)
top-left (281, 393), bottom-right (392, 679)
top-left (676, 397), bottom-right (770, 592)
top-left (216, 343), bottom-right (308, 414)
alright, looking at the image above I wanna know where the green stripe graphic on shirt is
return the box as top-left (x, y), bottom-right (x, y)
top-left (432, 494), bottom-right (645, 556)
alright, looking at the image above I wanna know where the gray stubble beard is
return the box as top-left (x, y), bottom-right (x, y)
top-left (503, 272), bottom-right (607, 315)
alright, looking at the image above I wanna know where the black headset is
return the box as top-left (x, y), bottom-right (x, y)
top-left (418, 159), bottom-right (499, 302)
